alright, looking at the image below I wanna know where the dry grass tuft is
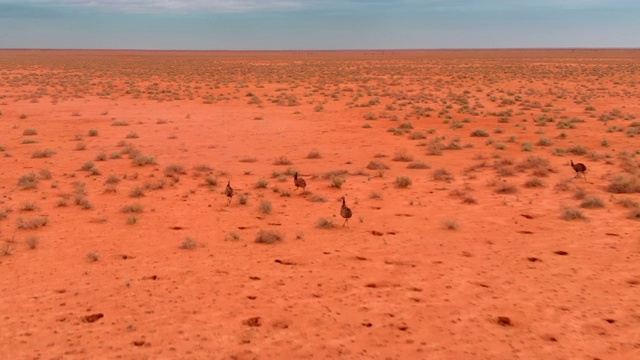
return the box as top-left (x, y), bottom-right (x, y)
top-left (255, 230), bottom-right (283, 244)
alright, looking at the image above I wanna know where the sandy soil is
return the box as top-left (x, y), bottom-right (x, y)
top-left (0, 49), bottom-right (639, 360)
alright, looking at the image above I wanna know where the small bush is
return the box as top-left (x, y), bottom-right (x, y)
top-left (580, 195), bottom-right (605, 208)
top-left (392, 149), bottom-right (414, 162)
top-left (442, 218), bottom-right (458, 230)
top-left (628, 208), bottom-right (640, 220)
top-left (26, 236), bottom-right (39, 249)
top-left (395, 176), bottom-right (412, 188)
top-left (316, 218), bottom-right (335, 229)
top-left (121, 203), bottom-right (143, 213)
top-left (255, 230), bottom-right (283, 244)
top-left (407, 161), bottom-right (430, 169)
top-left (18, 172), bottom-right (38, 189)
top-left (130, 186), bottom-right (145, 198)
top-left (524, 177), bottom-right (544, 188)
top-left (617, 198), bottom-right (639, 209)
top-left (606, 175), bottom-right (640, 193)
top-left (255, 178), bottom-right (269, 189)
top-left (310, 195), bottom-right (327, 202)
top-left (330, 176), bottom-right (345, 189)
top-left (88, 129), bottom-right (99, 136)
top-left (132, 154), bottom-right (156, 166)
top-left (239, 195), bottom-right (248, 205)
top-left (462, 195), bottom-right (477, 204)
top-left (38, 168), bottom-right (52, 180)
top-left (81, 161), bottom-right (95, 171)
top-left (495, 182), bottom-right (517, 194)
top-left (273, 156), bottom-right (292, 165)
top-left (204, 176), bottom-right (217, 187)
top-left (87, 252), bottom-right (100, 262)
top-left (561, 207), bottom-right (587, 221)
top-left (409, 132), bottom-right (426, 140)
top-left (164, 164), bottom-right (186, 177)
top-left (106, 174), bottom-right (120, 184)
top-left (259, 200), bottom-right (272, 214)
top-left (32, 149), bottom-right (56, 158)
top-left (23, 128), bottom-right (38, 136)
top-left (17, 216), bottom-right (48, 229)
top-left (470, 129), bottom-right (490, 137)
top-left (537, 137), bottom-right (553, 146)
top-left (433, 168), bottom-right (454, 182)
top-left (20, 201), bottom-right (39, 211)
top-left (307, 149), bottom-right (321, 159)
top-left (366, 160), bottom-right (389, 170)
top-left (180, 237), bottom-right (198, 250)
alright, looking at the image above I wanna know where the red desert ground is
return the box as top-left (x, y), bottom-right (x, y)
top-left (1, 49), bottom-right (639, 359)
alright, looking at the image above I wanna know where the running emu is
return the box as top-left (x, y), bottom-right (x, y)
top-left (340, 196), bottom-right (353, 228)
top-left (293, 172), bottom-right (307, 192)
top-left (225, 180), bottom-right (234, 205)
top-left (570, 160), bottom-right (587, 181)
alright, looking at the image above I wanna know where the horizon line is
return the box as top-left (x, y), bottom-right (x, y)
top-left (2, 47), bottom-right (640, 52)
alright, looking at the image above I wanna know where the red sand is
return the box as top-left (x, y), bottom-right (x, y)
top-left (1, 50), bottom-right (639, 359)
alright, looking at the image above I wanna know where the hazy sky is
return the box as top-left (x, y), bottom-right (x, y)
top-left (0, 0), bottom-right (638, 50)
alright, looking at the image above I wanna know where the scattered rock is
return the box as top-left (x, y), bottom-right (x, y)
top-left (605, 233), bottom-right (620, 237)
top-left (604, 318), bottom-right (616, 324)
top-left (247, 296), bottom-right (256, 300)
top-left (397, 324), bottom-right (409, 331)
top-left (132, 340), bottom-right (145, 347)
top-left (361, 322), bottom-right (373, 327)
top-left (169, 226), bottom-right (184, 230)
top-left (249, 276), bottom-right (260, 281)
top-left (120, 254), bottom-right (135, 260)
top-left (527, 257), bottom-right (541, 262)
top-left (82, 313), bottom-right (104, 323)
top-left (354, 256), bottom-right (368, 261)
top-left (274, 259), bottom-right (296, 265)
top-left (520, 214), bottom-right (534, 219)
top-left (461, 251), bottom-right (472, 257)
top-left (541, 334), bottom-right (558, 342)
top-left (496, 316), bottom-right (512, 327)
top-left (141, 275), bottom-right (157, 280)
top-left (242, 317), bottom-right (262, 327)
top-left (518, 230), bottom-right (534, 234)
top-left (554, 251), bottom-right (568, 256)
top-left (271, 319), bottom-right (290, 329)
top-left (370, 230), bottom-right (383, 236)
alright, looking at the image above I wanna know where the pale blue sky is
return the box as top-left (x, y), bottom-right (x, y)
top-left (0, 0), bottom-right (638, 50)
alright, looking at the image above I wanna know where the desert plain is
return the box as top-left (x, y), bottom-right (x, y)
top-left (0, 49), bottom-right (639, 359)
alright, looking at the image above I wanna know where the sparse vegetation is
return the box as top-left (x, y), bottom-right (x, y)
top-left (255, 229), bottom-right (283, 244)
top-left (180, 237), bottom-right (198, 250)
top-left (442, 218), bottom-right (459, 230)
top-left (395, 176), bottom-right (412, 188)
top-left (561, 206), bottom-right (587, 221)
top-left (259, 200), bottom-right (272, 214)
top-left (433, 168), bottom-right (454, 182)
top-left (316, 218), bottom-right (335, 229)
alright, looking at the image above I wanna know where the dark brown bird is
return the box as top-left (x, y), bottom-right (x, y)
top-left (340, 196), bottom-right (353, 228)
top-left (570, 160), bottom-right (587, 181)
top-left (293, 172), bottom-right (306, 192)
top-left (225, 180), bottom-right (234, 205)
